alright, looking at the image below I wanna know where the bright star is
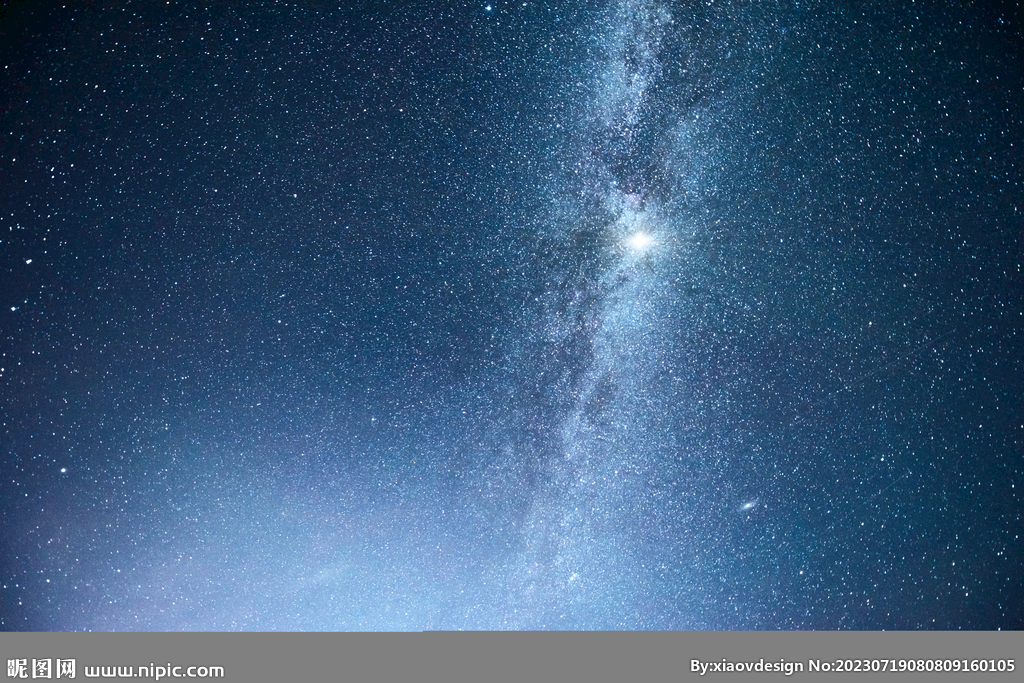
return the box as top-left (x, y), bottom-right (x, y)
top-left (628, 232), bottom-right (653, 250)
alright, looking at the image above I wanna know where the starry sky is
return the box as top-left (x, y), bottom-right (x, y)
top-left (1, 0), bottom-right (1021, 631)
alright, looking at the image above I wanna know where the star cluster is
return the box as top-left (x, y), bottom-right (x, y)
top-left (1, 0), bottom-right (1021, 630)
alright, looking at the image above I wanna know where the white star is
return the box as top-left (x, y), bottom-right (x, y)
top-left (627, 232), bottom-right (653, 250)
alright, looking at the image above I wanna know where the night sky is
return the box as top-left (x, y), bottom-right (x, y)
top-left (1, 0), bottom-right (1021, 631)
